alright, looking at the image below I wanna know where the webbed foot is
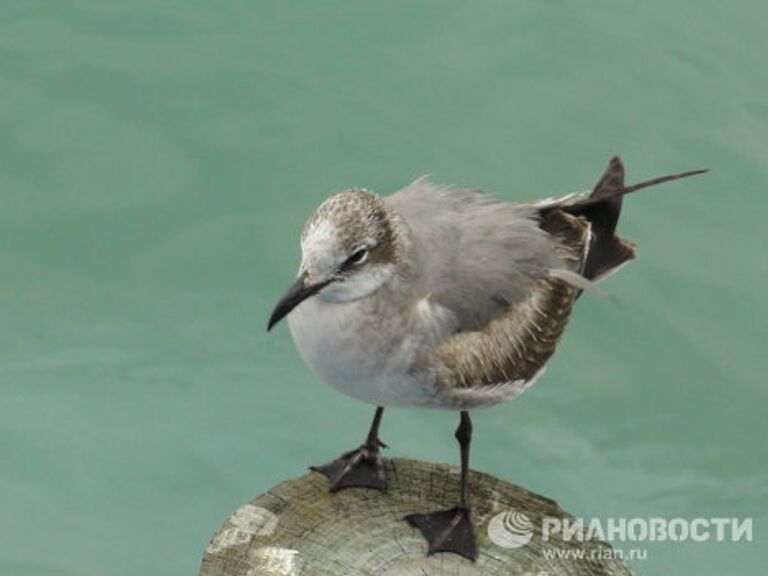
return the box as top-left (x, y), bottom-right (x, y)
top-left (310, 440), bottom-right (387, 492)
top-left (405, 505), bottom-right (478, 561)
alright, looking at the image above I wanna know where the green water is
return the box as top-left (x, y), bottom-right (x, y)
top-left (1, 2), bottom-right (766, 574)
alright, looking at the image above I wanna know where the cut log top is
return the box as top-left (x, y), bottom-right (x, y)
top-left (199, 458), bottom-right (632, 576)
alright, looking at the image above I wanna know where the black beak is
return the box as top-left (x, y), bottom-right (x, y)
top-left (267, 272), bottom-right (330, 331)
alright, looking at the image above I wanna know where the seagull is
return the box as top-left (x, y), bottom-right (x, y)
top-left (267, 157), bottom-right (706, 560)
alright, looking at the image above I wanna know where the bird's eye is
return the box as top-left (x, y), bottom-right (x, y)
top-left (340, 248), bottom-right (368, 271)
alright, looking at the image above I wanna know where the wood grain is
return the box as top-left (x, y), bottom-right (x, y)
top-left (199, 458), bottom-right (633, 576)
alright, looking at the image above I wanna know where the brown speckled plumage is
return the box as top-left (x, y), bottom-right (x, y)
top-left (302, 189), bottom-right (399, 270)
top-left (437, 277), bottom-right (579, 390)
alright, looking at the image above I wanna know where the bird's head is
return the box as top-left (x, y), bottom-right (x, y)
top-left (268, 189), bottom-right (398, 330)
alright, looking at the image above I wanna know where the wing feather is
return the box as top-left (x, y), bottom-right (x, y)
top-left (385, 178), bottom-right (592, 397)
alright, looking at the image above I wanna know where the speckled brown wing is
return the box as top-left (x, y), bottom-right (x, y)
top-left (437, 277), bottom-right (579, 389)
top-left (424, 156), bottom-right (707, 403)
top-left (436, 210), bottom-right (590, 393)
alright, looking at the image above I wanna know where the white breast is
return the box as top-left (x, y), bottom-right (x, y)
top-left (286, 295), bottom-right (436, 407)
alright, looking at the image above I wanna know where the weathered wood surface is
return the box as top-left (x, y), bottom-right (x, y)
top-left (199, 458), bottom-right (632, 576)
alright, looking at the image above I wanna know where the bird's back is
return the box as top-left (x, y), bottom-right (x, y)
top-left (385, 178), bottom-right (573, 334)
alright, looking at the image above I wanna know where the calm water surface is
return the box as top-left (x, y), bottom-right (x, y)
top-left (1, 2), bottom-right (766, 574)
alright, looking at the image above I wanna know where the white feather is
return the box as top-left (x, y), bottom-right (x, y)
top-left (548, 268), bottom-right (612, 299)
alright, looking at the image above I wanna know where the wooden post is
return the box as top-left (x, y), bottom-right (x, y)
top-left (199, 458), bottom-right (633, 576)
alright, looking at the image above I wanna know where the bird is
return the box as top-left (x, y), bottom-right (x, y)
top-left (267, 157), bottom-right (706, 561)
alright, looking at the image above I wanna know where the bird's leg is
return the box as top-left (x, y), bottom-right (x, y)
top-left (310, 406), bottom-right (388, 492)
top-left (405, 410), bottom-right (478, 561)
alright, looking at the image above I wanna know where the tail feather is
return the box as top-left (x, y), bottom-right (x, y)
top-left (568, 156), bottom-right (632, 279)
top-left (561, 156), bottom-right (707, 280)
top-left (566, 158), bottom-right (708, 212)
top-left (587, 154), bottom-right (625, 235)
